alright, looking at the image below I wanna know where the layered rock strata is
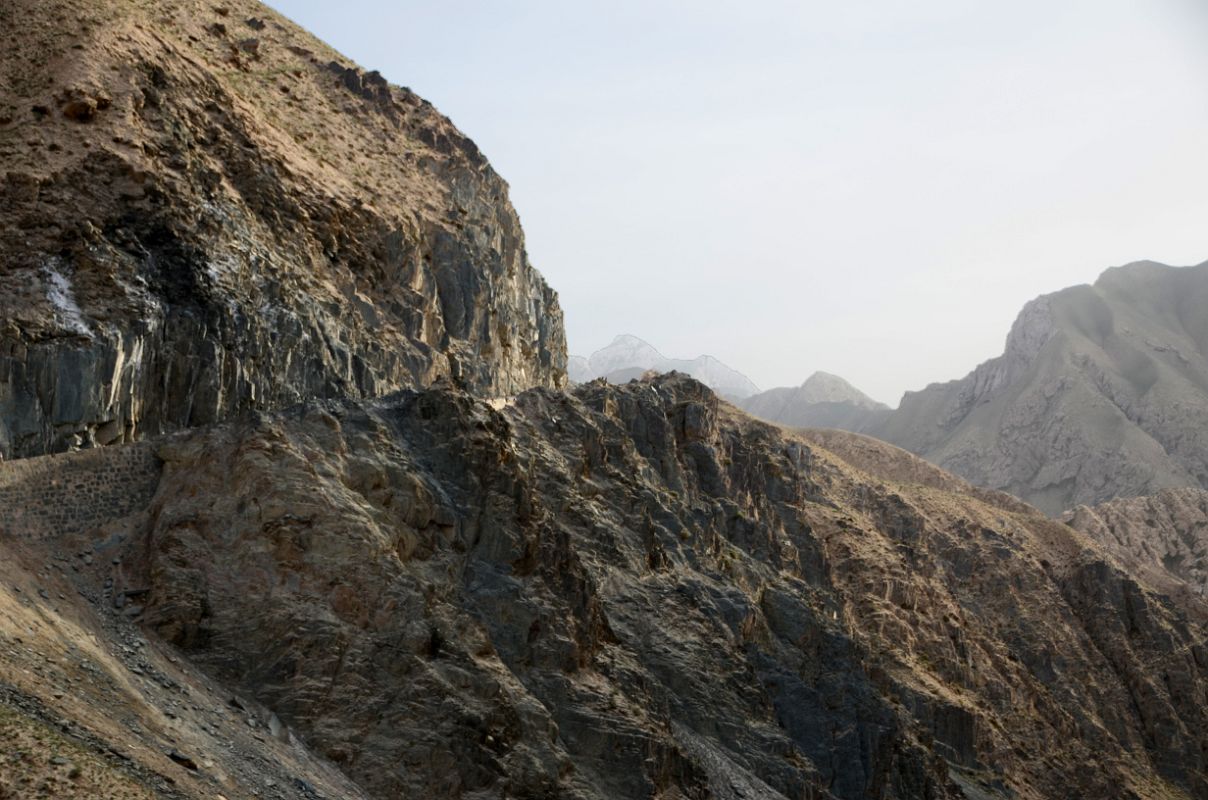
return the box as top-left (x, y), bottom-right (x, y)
top-left (1066, 487), bottom-right (1208, 596)
top-left (0, 0), bottom-right (565, 459)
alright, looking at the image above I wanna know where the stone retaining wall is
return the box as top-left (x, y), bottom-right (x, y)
top-left (0, 442), bottom-right (162, 540)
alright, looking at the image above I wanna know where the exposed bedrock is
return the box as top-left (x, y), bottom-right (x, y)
top-left (0, 0), bottom-right (565, 458)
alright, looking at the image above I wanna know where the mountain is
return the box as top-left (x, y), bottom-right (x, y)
top-left (570, 334), bottom-right (759, 399)
top-left (1065, 487), bottom-right (1208, 596)
top-left (0, 0), bottom-right (564, 460)
top-left (1, 2), bottom-right (1207, 798)
top-left (3, 373), bottom-right (1206, 799)
top-left (870, 260), bottom-right (1208, 515)
top-left (739, 371), bottom-right (891, 431)
top-left (567, 355), bottom-right (593, 383)
top-left (586, 334), bottom-right (666, 376)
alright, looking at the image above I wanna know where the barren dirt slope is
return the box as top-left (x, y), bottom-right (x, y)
top-left (0, 534), bottom-right (372, 800)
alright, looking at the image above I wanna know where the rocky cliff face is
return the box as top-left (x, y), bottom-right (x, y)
top-left (0, 0), bottom-right (565, 460)
top-left (1065, 487), bottom-right (1208, 597)
top-left (870, 261), bottom-right (1208, 514)
top-left (49, 374), bottom-right (1197, 800)
top-left (739, 371), bottom-right (890, 431)
top-left (6, 374), bottom-right (1207, 799)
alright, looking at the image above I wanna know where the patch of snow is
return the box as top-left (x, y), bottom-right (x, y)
top-left (201, 200), bottom-right (234, 226)
top-left (587, 334), bottom-right (665, 376)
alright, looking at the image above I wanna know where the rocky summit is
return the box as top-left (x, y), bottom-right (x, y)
top-left (869, 261), bottom-right (1208, 515)
top-left (0, 0), bottom-right (565, 460)
top-left (743, 263), bottom-right (1208, 517)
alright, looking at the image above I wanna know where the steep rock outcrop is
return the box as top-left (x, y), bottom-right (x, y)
top-left (0, 0), bottom-right (565, 459)
top-left (85, 374), bottom-right (1208, 799)
top-left (871, 261), bottom-right (1208, 514)
top-left (2, 3), bottom-right (1206, 798)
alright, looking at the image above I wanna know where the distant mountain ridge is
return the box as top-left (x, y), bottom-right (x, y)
top-left (738, 371), bottom-right (890, 431)
top-left (568, 334), bottom-right (759, 399)
top-left (730, 260), bottom-right (1208, 515)
top-left (869, 259), bottom-right (1208, 514)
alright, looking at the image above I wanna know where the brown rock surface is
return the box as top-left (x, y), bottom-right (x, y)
top-left (0, 533), bottom-right (372, 800)
top-left (1065, 487), bottom-right (1208, 598)
top-left (0, 0), bottom-right (565, 459)
top-left (1, 3), bottom-right (1206, 798)
top-left (1, 373), bottom-right (1184, 799)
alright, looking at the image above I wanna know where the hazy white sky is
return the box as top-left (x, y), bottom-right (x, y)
top-left (268, 0), bottom-right (1208, 404)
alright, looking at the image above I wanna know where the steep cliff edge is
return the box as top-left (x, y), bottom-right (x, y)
top-left (871, 260), bottom-right (1208, 514)
top-left (1, 4), bottom-right (1205, 798)
top-left (0, 0), bottom-right (565, 459)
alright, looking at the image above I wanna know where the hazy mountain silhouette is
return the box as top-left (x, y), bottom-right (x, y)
top-left (739, 371), bottom-right (890, 431)
top-left (869, 260), bottom-right (1208, 514)
top-left (569, 334), bottom-right (759, 399)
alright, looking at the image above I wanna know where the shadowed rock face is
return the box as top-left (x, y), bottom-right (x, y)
top-left (111, 374), bottom-right (1207, 800)
top-left (870, 261), bottom-right (1208, 515)
top-left (0, 0), bottom-right (565, 459)
top-left (1, 3), bottom-right (1205, 798)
